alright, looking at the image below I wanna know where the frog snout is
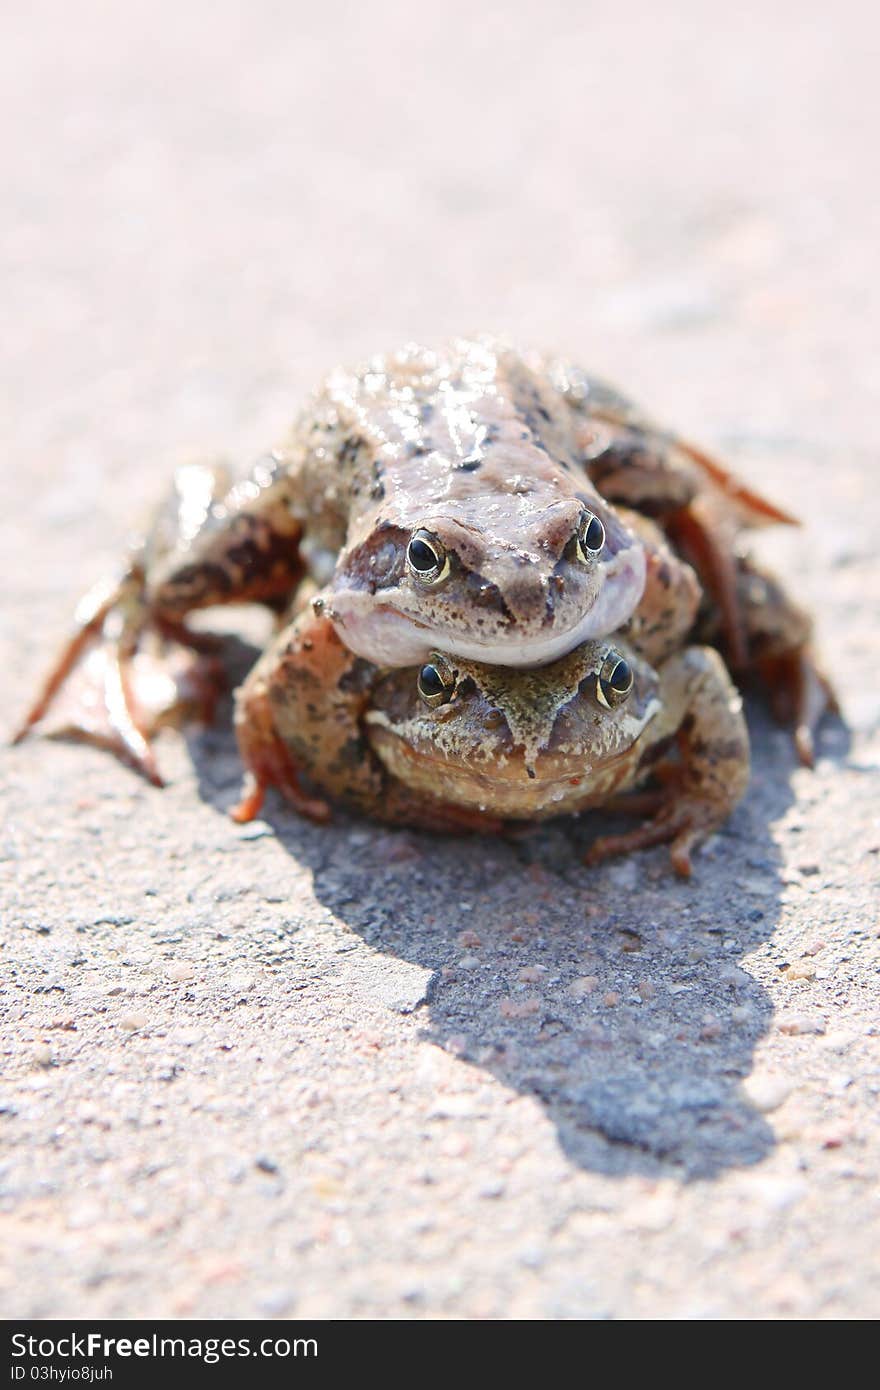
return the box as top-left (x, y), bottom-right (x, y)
top-left (493, 564), bottom-right (552, 625)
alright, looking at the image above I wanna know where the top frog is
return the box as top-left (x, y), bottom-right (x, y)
top-left (291, 337), bottom-right (646, 665)
top-left (117, 336), bottom-right (647, 672)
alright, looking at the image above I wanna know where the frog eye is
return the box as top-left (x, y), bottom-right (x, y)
top-left (595, 651), bottom-right (634, 709)
top-left (417, 656), bottom-right (456, 708)
top-left (406, 529), bottom-right (450, 584)
top-left (575, 510), bottom-right (606, 561)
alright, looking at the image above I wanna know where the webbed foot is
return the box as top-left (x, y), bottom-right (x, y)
top-left (11, 571), bottom-right (225, 786)
top-left (585, 797), bottom-right (715, 879)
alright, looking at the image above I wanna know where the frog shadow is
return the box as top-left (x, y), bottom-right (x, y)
top-left (186, 636), bottom-right (848, 1182)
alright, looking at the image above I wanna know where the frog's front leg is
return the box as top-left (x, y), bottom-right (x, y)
top-left (231, 601), bottom-right (378, 824)
top-left (13, 456), bottom-right (306, 783)
top-left (586, 645), bottom-right (750, 878)
top-left (617, 509), bottom-right (701, 664)
top-left (232, 603), bottom-right (503, 833)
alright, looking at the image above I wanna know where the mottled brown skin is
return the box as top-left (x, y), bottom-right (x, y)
top-left (545, 358), bottom-right (798, 529)
top-left (286, 339), bottom-right (648, 668)
top-left (132, 340), bottom-right (652, 671)
top-left (691, 550), bottom-right (837, 767)
top-left (14, 336), bottom-right (831, 791)
top-left (231, 613), bottom-right (750, 878)
top-left (232, 612), bottom-right (503, 834)
top-left (545, 357), bottom-right (802, 672)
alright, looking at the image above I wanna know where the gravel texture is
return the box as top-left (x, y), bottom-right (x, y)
top-left (2, 0), bottom-right (879, 1319)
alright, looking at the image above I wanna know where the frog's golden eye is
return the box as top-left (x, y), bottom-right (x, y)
top-left (407, 529), bottom-right (450, 585)
top-left (575, 510), bottom-right (606, 561)
top-left (417, 656), bottom-right (456, 707)
top-left (595, 651), bottom-right (634, 709)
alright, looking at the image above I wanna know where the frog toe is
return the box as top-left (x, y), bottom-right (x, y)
top-left (758, 648), bottom-right (838, 768)
top-left (14, 578), bottom-right (226, 788)
top-left (584, 799), bottom-right (715, 879)
top-left (232, 680), bottom-right (332, 826)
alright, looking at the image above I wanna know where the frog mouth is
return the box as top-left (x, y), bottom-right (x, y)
top-left (330, 601), bottom-right (436, 664)
top-left (365, 706), bottom-right (660, 815)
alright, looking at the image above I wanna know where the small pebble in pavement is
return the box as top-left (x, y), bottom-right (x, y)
top-left (744, 1073), bottom-right (794, 1112)
top-left (166, 962), bottom-right (196, 982)
top-left (499, 996), bottom-right (540, 1019)
top-left (119, 1013), bottom-right (149, 1031)
top-left (778, 1013), bottom-right (826, 1035)
top-left (569, 975), bottom-right (599, 997)
top-left (517, 965), bottom-right (548, 984)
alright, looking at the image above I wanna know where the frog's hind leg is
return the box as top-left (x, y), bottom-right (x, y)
top-left (13, 456), bottom-right (305, 785)
top-left (12, 568), bottom-right (161, 784)
top-left (758, 649), bottom-right (838, 768)
top-left (697, 552), bottom-right (838, 767)
top-left (665, 498), bottom-right (750, 671)
top-left (554, 363), bottom-right (796, 527)
top-left (584, 419), bottom-right (798, 529)
top-left (581, 423), bottom-right (755, 667)
top-left (585, 645), bottom-right (751, 878)
top-left (12, 573), bottom-right (132, 748)
top-left (743, 561), bottom-right (838, 768)
top-left (578, 422), bottom-right (703, 516)
top-left (142, 455), bottom-right (305, 619)
top-left (230, 604), bottom-right (372, 826)
top-left (13, 567), bottom-right (226, 786)
top-left (548, 358), bottom-right (797, 526)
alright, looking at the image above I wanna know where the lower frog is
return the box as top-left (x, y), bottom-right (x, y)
top-left (231, 612), bottom-right (750, 878)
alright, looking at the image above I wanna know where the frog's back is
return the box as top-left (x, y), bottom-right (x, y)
top-left (284, 335), bottom-right (590, 547)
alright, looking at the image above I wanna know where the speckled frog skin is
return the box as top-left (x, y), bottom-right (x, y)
top-left (16, 335), bottom-right (834, 843)
top-left (89, 334), bottom-right (795, 682)
top-left (232, 617), bottom-right (751, 878)
top-left (291, 337), bottom-right (646, 665)
top-left (134, 336), bottom-right (648, 671)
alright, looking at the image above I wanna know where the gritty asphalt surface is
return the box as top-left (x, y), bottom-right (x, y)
top-left (2, 1), bottom-right (879, 1319)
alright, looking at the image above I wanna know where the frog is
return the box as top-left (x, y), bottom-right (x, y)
top-left (13, 335), bottom-right (815, 785)
top-left (13, 338), bottom-right (662, 777)
top-left (231, 609), bottom-right (750, 878)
